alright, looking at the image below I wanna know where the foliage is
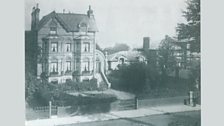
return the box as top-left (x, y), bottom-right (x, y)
top-left (176, 0), bottom-right (200, 53)
top-left (104, 43), bottom-right (130, 54)
top-left (61, 93), bottom-right (117, 114)
top-left (26, 74), bottom-right (107, 107)
top-left (25, 72), bottom-right (41, 105)
top-left (188, 59), bottom-right (201, 90)
top-left (108, 62), bottom-right (159, 95)
top-left (158, 35), bottom-right (177, 78)
top-left (57, 78), bottom-right (99, 92)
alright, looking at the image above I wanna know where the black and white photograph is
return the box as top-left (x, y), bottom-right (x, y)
top-left (25, 0), bottom-right (201, 125)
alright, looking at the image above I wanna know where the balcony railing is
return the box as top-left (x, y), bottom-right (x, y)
top-left (82, 70), bottom-right (92, 76)
top-left (64, 70), bottom-right (72, 75)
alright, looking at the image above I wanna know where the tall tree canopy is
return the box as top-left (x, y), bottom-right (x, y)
top-left (176, 0), bottom-right (200, 53)
top-left (158, 35), bottom-right (177, 77)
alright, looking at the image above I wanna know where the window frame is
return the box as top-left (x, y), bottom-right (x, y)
top-left (50, 62), bottom-right (58, 74)
top-left (65, 61), bottom-right (72, 72)
top-left (65, 43), bottom-right (71, 52)
top-left (51, 42), bottom-right (58, 52)
top-left (50, 26), bottom-right (57, 35)
top-left (83, 42), bottom-right (90, 52)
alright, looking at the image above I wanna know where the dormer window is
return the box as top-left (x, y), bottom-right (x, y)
top-left (78, 22), bottom-right (88, 32)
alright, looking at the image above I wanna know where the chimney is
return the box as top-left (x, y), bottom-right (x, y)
top-left (87, 5), bottom-right (94, 18)
top-left (143, 37), bottom-right (150, 51)
top-left (31, 3), bottom-right (40, 31)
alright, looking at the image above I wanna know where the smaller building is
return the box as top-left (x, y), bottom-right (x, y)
top-left (107, 51), bottom-right (147, 70)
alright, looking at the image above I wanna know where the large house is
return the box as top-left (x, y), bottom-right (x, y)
top-left (26, 4), bottom-right (110, 88)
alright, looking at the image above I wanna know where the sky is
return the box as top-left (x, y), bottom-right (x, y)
top-left (25, 0), bottom-right (187, 49)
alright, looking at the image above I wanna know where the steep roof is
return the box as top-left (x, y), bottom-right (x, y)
top-left (37, 11), bottom-right (98, 32)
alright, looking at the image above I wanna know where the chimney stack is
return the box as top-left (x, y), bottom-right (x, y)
top-left (31, 3), bottom-right (40, 31)
top-left (87, 5), bottom-right (94, 18)
top-left (143, 37), bottom-right (150, 51)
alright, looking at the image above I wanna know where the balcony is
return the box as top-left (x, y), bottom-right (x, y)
top-left (50, 72), bottom-right (59, 76)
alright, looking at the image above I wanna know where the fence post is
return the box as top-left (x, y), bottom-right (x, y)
top-left (189, 91), bottom-right (195, 107)
top-left (49, 101), bottom-right (52, 118)
top-left (135, 96), bottom-right (138, 109)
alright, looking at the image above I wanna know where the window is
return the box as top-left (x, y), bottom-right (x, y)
top-left (50, 27), bottom-right (57, 35)
top-left (83, 42), bottom-right (90, 52)
top-left (83, 58), bottom-right (90, 72)
top-left (50, 62), bottom-right (58, 73)
top-left (65, 61), bottom-right (71, 72)
top-left (83, 61), bottom-right (90, 71)
top-left (119, 58), bottom-right (125, 64)
top-left (51, 42), bottom-right (58, 52)
top-left (49, 18), bottom-right (57, 35)
top-left (66, 43), bottom-right (71, 52)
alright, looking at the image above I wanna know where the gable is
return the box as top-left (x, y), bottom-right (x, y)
top-left (38, 16), bottom-right (69, 35)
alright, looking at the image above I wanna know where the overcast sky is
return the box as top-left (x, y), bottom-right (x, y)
top-left (25, 0), bottom-right (187, 48)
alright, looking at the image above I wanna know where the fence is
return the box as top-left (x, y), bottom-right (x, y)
top-left (27, 96), bottom-right (196, 120)
top-left (138, 96), bottom-right (188, 108)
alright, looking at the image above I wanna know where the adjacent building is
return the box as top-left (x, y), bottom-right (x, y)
top-left (106, 37), bottom-right (149, 71)
top-left (107, 51), bottom-right (147, 70)
top-left (164, 35), bottom-right (200, 69)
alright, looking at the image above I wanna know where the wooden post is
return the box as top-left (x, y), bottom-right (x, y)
top-left (135, 97), bottom-right (138, 109)
top-left (189, 91), bottom-right (194, 107)
top-left (49, 101), bottom-right (52, 118)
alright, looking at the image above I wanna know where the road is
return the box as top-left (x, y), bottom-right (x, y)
top-left (59, 111), bottom-right (200, 126)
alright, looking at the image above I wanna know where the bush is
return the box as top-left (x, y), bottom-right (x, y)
top-left (108, 62), bottom-right (160, 94)
top-left (56, 78), bottom-right (98, 92)
top-left (67, 93), bottom-right (117, 114)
